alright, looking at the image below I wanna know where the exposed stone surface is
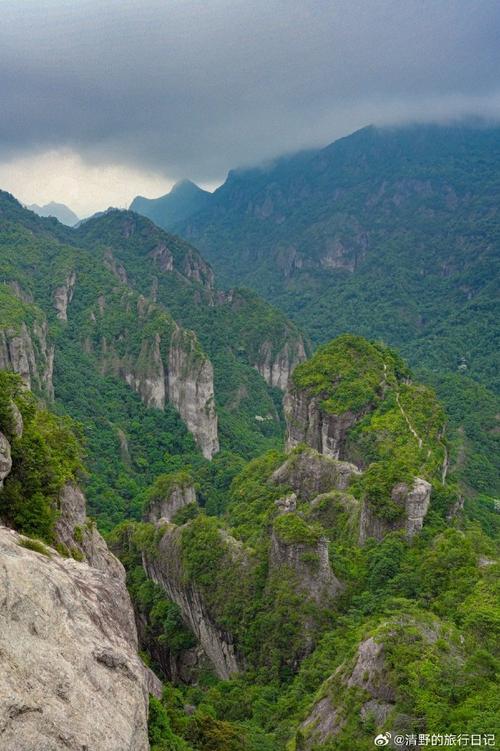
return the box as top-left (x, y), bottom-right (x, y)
top-left (284, 387), bottom-right (365, 459)
top-left (94, 310), bottom-right (219, 458)
top-left (0, 321), bottom-right (54, 399)
top-left (123, 333), bottom-right (166, 410)
top-left (167, 326), bottom-right (219, 459)
top-left (0, 432), bottom-right (12, 488)
top-left (55, 482), bottom-right (125, 579)
top-left (269, 524), bottom-right (342, 604)
top-left (143, 524), bottom-right (240, 679)
top-left (103, 249), bottom-right (128, 284)
top-left (146, 483), bottom-right (197, 524)
top-left (254, 338), bottom-right (307, 390)
top-left (297, 617), bottom-right (441, 749)
top-left (136, 607), bottom-right (209, 685)
top-left (8, 401), bottom-right (23, 437)
top-left (359, 477), bottom-right (432, 544)
top-left (53, 270), bottom-right (76, 321)
top-left (0, 525), bottom-right (154, 751)
top-left (270, 447), bottom-right (360, 501)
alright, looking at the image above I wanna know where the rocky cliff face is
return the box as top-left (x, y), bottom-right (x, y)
top-left (0, 321), bottom-right (54, 399)
top-left (254, 338), bottom-right (307, 390)
top-left (167, 326), bottom-right (219, 459)
top-left (270, 447), bottom-right (360, 500)
top-left (0, 525), bottom-right (160, 751)
top-left (145, 482), bottom-right (197, 524)
top-left (269, 519), bottom-right (342, 604)
top-left (296, 616), bottom-right (441, 750)
top-left (143, 524), bottom-right (240, 680)
top-left (0, 432), bottom-right (12, 488)
top-left (284, 387), bottom-right (364, 459)
top-left (359, 477), bottom-right (432, 543)
top-left (55, 482), bottom-right (126, 578)
top-left (53, 270), bottom-right (76, 320)
top-left (91, 296), bottom-right (219, 458)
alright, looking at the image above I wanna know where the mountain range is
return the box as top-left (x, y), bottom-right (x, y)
top-left (131, 123), bottom-right (500, 497)
top-left (27, 200), bottom-right (80, 226)
top-left (0, 122), bottom-right (499, 750)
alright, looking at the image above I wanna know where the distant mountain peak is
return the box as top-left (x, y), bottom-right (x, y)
top-left (170, 178), bottom-right (205, 195)
top-left (28, 201), bottom-right (79, 226)
top-left (130, 178), bottom-right (213, 230)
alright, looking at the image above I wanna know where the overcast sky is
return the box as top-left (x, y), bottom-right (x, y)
top-left (1, 0), bottom-right (499, 216)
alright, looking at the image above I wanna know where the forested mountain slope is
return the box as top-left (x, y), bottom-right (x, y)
top-left (112, 335), bottom-right (499, 750)
top-left (0, 191), bottom-right (307, 528)
top-left (134, 123), bottom-right (500, 495)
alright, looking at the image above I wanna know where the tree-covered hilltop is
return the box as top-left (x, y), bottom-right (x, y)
top-left (143, 123), bottom-right (500, 497)
top-left (0, 191), bottom-right (307, 529)
top-left (109, 335), bottom-right (499, 751)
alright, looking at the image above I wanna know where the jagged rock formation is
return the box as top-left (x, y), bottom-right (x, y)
top-left (359, 477), bottom-right (432, 543)
top-left (143, 524), bottom-right (241, 680)
top-left (0, 526), bottom-right (158, 751)
top-left (167, 326), bottom-right (219, 459)
top-left (296, 616), bottom-right (441, 750)
top-left (53, 270), bottom-right (76, 320)
top-left (0, 321), bottom-right (54, 399)
top-left (91, 296), bottom-right (219, 458)
top-left (269, 518), bottom-right (342, 604)
top-left (281, 337), bottom-right (447, 542)
top-left (284, 386), bottom-right (365, 458)
top-left (55, 482), bottom-right (125, 577)
top-left (270, 447), bottom-right (360, 500)
top-left (254, 338), bottom-right (307, 390)
top-left (146, 481), bottom-right (197, 524)
top-left (0, 432), bottom-right (12, 488)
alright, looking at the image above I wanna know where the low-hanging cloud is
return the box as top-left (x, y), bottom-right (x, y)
top-left (1, 0), bottom-right (500, 190)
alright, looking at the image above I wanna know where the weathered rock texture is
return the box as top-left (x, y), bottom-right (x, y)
top-left (297, 617), bottom-right (439, 750)
top-left (284, 387), bottom-right (364, 459)
top-left (269, 525), bottom-right (342, 604)
top-left (0, 525), bottom-right (156, 751)
top-left (359, 477), bottom-right (432, 544)
top-left (0, 321), bottom-right (54, 399)
top-left (53, 270), bottom-right (76, 320)
top-left (93, 301), bottom-right (219, 458)
top-left (254, 338), bottom-right (307, 390)
top-left (146, 483), bottom-right (197, 524)
top-left (0, 432), bottom-right (12, 488)
top-left (167, 326), bottom-right (219, 459)
top-left (270, 447), bottom-right (360, 501)
top-left (55, 482), bottom-right (125, 578)
top-left (143, 525), bottom-right (240, 679)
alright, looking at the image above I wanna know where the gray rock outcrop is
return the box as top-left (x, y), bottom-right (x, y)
top-left (270, 519), bottom-right (342, 604)
top-left (146, 483), bottom-right (197, 524)
top-left (359, 477), bottom-right (432, 543)
top-left (0, 321), bottom-right (54, 399)
top-left (143, 524), bottom-right (240, 680)
top-left (53, 270), bottom-right (76, 321)
top-left (284, 387), bottom-right (365, 459)
top-left (0, 525), bottom-right (156, 751)
top-left (297, 617), bottom-right (440, 750)
top-left (270, 447), bottom-right (360, 500)
top-left (167, 326), bottom-right (219, 459)
top-left (0, 432), bottom-right (12, 488)
top-left (55, 482), bottom-right (125, 578)
top-left (254, 338), bottom-right (307, 390)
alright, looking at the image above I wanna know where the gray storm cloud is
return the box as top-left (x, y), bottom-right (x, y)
top-left (1, 0), bottom-right (500, 183)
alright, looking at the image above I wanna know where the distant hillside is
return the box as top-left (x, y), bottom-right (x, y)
top-left (0, 191), bottom-right (307, 527)
top-left (27, 200), bottom-right (79, 226)
top-left (166, 123), bottom-right (500, 495)
top-left (130, 179), bottom-right (212, 229)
